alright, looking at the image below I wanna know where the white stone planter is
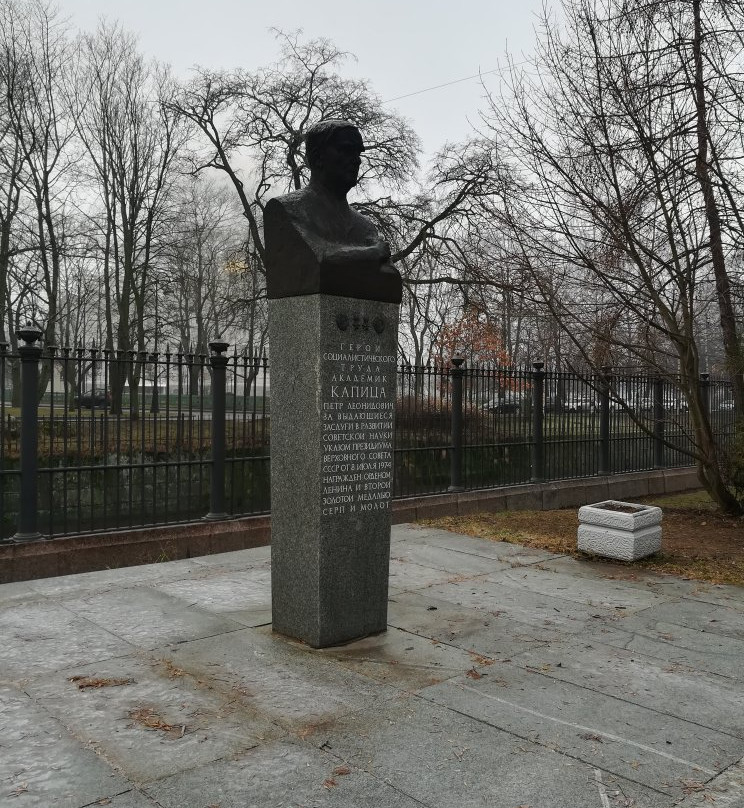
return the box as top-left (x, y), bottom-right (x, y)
top-left (577, 500), bottom-right (662, 561)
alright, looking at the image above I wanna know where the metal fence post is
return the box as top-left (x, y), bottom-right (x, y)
top-left (598, 366), bottom-right (611, 475)
top-left (149, 351), bottom-right (160, 413)
top-left (531, 362), bottom-right (545, 482)
top-left (653, 375), bottom-right (665, 468)
top-left (205, 338), bottom-right (229, 521)
top-left (448, 353), bottom-right (465, 492)
top-left (700, 373), bottom-right (711, 420)
top-left (11, 323), bottom-right (44, 542)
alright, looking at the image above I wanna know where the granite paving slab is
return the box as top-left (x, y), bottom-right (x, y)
top-left (164, 626), bottom-right (405, 732)
top-left (390, 540), bottom-right (522, 576)
top-left (388, 556), bottom-right (465, 593)
top-left (318, 624), bottom-right (480, 690)
top-left (673, 758), bottom-right (744, 807)
top-left (89, 791), bottom-right (164, 808)
top-left (305, 691), bottom-right (673, 808)
top-left (506, 637), bottom-right (744, 738)
top-left (630, 597), bottom-right (744, 640)
top-left (0, 600), bottom-right (134, 683)
top-left (487, 564), bottom-right (674, 610)
top-left (27, 558), bottom-right (207, 597)
top-left (537, 554), bottom-right (744, 606)
top-left (592, 617), bottom-right (744, 681)
top-left (0, 579), bottom-right (45, 607)
top-left (420, 575), bottom-right (634, 636)
top-left (388, 590), bottom-right (562, 660)
top-left (144, 738), bottom-right (427, 808)
top-left (152, 567), bottom-right (272, 626)
top-left (0, 684), bottom-right (131, 808)
top-left (25, 653), bottom-right (281, 784)
top-left (60, 587), bottom-right (246, 649)
top-left (190, 544), bottom-right (272, 568)
top-left (398, 525), bottom-right (563, 564)
top-left (420, 667), bottom-right (744, 798)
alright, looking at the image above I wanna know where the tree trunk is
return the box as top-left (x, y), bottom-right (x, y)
top-left (692, 0), bottom-right (744, 411)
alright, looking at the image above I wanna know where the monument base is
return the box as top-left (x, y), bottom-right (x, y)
top-left (269, 294), bottom-right (399, 648)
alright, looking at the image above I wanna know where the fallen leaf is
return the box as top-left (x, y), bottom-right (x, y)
top-left (466, 668), bottom-right (482, 680)
top-left (159, 659), bottom-right (185, 678)
top-left (681, 779), bottom-right (706, 794)
top-left (69, 676), bottom-right (134, 690)
top-left (323, 778), bottom-right (337, 789)
top-left (333, 765), bottom-right (351, 776)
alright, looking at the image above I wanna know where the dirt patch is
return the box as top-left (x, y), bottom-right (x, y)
top-left (128, 706), bottom-right (186, 737)
top-left (423, 491), bottom-right (744, 586)
top-left (589, 501), bottom-right (647, 513)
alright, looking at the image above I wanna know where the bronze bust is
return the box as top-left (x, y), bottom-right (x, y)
top-left (264, 120), bottom-right (402, 303)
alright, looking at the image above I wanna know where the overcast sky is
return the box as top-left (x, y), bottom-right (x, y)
top-left (60, 0), bottom-right (549, 158)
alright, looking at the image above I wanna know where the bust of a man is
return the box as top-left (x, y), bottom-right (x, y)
top-left (264, 120), bottom-right (402, 303)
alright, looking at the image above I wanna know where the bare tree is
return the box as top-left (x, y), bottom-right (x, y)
top-left (75, 23), bottom-right (185, 413)
top-left (1, 0), bottom-right (78, 363)
top-left (168, 31), bottom-right (507, 322)
top-left (169, 30), bottom-right (419, 271)
top-left (485, 0), bottom-right (744, 513)
top-left (0, 4), bottom-right (26, 347)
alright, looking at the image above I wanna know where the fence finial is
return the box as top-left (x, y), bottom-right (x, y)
top-left (16, 322), bottom-right (42, 347)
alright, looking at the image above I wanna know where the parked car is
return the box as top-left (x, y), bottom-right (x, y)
top-left (73, 390), bottom-right (111, 409)
top-left (566, 395), bottom-right (595, 412)
top-left (486, 392), bottom-right (523, 414)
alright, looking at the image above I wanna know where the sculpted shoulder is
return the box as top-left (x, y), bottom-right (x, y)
top-left (265, 188), bottom-right (312, 219)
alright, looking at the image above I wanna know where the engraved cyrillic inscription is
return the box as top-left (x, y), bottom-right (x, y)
top-left (321, 339), bottom-right (395, 516)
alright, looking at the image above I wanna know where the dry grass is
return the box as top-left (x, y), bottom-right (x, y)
top-left (423, 491), bottom-right (744, 586)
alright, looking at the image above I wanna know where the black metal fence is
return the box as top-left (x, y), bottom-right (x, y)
top-left (0, 329), bottom-right (737, 542)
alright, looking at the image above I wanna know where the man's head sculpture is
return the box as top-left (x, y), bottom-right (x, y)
top-left (305, 120), bottom-right (365, 196)
top-left (264, 118), bottom-right (401, 302)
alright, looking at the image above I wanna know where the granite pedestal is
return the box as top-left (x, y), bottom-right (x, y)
top-left (269, 294), bottom-right (398, 647)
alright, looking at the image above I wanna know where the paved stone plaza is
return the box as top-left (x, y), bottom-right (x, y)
top-left (1, 524), bottom-right (743, 807)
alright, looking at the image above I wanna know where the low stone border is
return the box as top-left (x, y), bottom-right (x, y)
top-left (392, 467), bottom-right (698, 522)
top-left (0, 467), bottom-right (700, 583)
top-left (0, 517), bottom-right (270, 584)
